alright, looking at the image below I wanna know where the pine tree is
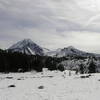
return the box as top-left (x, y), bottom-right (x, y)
top-left (57, 64), bottom-right (64, 71)
top-left (88, 57), bottom-right (96, 73)
top-left (80, 63), bottom-right (84, 74)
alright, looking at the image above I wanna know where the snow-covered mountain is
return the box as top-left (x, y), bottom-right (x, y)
top-left (8, 39), bottom-right (100, 57)
top-left (46, 46), bottom-right (96, 57)
top-left (8, 39), bottom-right (45, 55)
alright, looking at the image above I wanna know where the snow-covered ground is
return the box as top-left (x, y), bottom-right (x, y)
top-left (0, 71), bottom-right (100, 100)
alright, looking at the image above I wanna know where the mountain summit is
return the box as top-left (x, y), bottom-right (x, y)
top-left (46, 46), bottom-right (95, 57)
top-left (8, 39), bottom-right (44, 55)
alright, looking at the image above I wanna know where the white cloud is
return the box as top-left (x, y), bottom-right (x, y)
top-left (0, 0), bottom-right (100, 53)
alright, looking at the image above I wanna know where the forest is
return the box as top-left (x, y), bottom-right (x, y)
top-left (0, 49), bottom-right (98, 73)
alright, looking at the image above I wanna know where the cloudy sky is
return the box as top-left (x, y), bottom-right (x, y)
top-left (0, 0), bottom-right (100, 53)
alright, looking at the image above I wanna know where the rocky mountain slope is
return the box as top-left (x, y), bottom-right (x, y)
top-left (8, 39), bottom-right (45, 55)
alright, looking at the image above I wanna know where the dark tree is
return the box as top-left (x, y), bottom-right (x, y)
top-left (88, 58), bottom-right (96, 73)
top-left (80, 63), bottom-right (84, 74)
top-left (57, 64), bottom-right (64, 71)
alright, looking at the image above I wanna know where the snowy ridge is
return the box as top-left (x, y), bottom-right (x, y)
top-left (46, 46), bottom-right (96, 57)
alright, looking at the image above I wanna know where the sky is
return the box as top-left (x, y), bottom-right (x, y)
top-left (0, 0), bottom-right (100, 53)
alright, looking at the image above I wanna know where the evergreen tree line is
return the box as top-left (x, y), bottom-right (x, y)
top-left (0, 49), bottom-right (66, 73)
top-left (0, 49), bottom-right (98, 73)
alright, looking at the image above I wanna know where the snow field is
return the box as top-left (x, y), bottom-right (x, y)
top-left (0, 71), bottom-right (100, 100)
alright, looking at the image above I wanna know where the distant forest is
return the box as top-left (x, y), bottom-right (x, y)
top-left (0, 49), bottom-right (98, 73)
top-left (0, 49), bottom-right (66, 72)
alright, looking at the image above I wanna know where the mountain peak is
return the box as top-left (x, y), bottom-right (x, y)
top-left (9, 39), bottom-right (37, 49)
top-left (22, 39), bottom-right (34, 43)
top-left (46, 46), bottom-right (92, 57)
top-left (67, 46), bottom-right (75, 49)
top-left (20, 39), bottom-right (36, 45)
top-left (63, 46), bottom-right (75, 50)
top-left (8, 39), bottom-right (44, 55)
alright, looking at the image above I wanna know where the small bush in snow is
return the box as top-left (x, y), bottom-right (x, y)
top-left (38, 86), bottom-right (44, 89)
top-left (8, 85), bottom-right (16, 88)
top-left (57, 64), bottom-right (64, 71)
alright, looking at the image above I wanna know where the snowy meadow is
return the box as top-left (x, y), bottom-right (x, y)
top-left (0, 71), bottom-right (100, 100)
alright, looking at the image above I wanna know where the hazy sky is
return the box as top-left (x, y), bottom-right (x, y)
top-left (0, 0), bottom-right (100, 53)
